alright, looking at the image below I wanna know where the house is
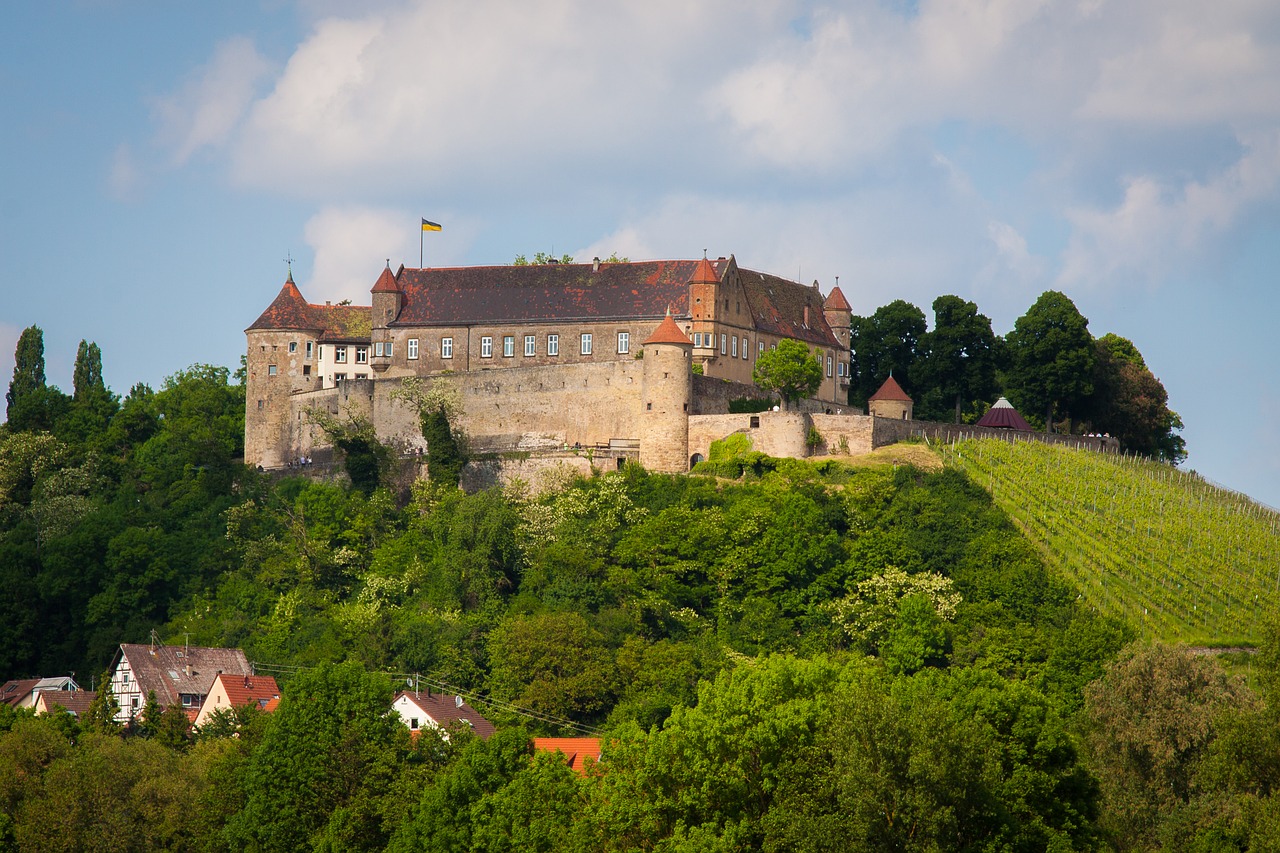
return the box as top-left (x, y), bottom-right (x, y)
top-left (531, 737), bottom-right (602, 776)
top-left (33, 690), bottom-right (95, 718)
top-left (0, 675), bottom-right (81, 709)
top-left (244, 255), bottom-right (854, 472)
top-left (193, 673), bottom-right (281, 728)
top-left (108, 643), bottom-right (253, 723)
top-left (867, 375), bottom-right (914, 421)
top-left (391, 689), bottom-right (495, 740)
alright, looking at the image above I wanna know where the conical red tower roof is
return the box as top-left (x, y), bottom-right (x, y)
top-left (690, 256), bottom-right (719, 285)
top-left (643, 312), bottom-right (693, 346)
top-left (371, 265), bottom-right (400, 293)
top-left (246, 275), bottom-right (322, 332)
top-left (824, 285), bottom-right (851, 311)
top-left (868, 374), bottom-right (912, 402)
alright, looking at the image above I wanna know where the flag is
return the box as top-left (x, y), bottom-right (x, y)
top-left (421, 218), bottom-right (442, 232)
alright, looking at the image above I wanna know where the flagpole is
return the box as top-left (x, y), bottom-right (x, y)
top-left (420, 226), bottom-right (423, 268)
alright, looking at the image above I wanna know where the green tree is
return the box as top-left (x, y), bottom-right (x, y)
top-left (5, 325), bottom-right (69, 432)
top-left (512, 252), bottom-right (575, 265)
top-left (424, 405), bottom-right (465, 488)
top-left (1085, 333), bottom-right (1186, 462)
top-left (487, 611), bottom-right (617, 724)
top-left (60, 340), bottom-right (118, 443)
top-left (752, 338), bottom-right (823, 409)
top-left (848, 300), bottom-right (926, 408)
top-left (1005, 291), bottom-right (1095, 431)
top-left (82, 672), bottom-right (120, 735)
top-left (912, 295), bottom-right (999, 423)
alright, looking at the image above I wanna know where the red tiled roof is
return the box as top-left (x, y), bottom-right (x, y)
top-left (34, 691), bottom-right (95, 717)
top-left (0, 679), bottom-right (40, 707)
top-left (246, 277), bottom-right (372, 341)
top-left (532, 737), bottom-right (601, 775)
top-left (393, 691), bottom-right (496, 739)
top-left (824, 285), bottom-right (851, 311)
top-left (643, 313), bottom-right (693, 346)
top-left (691, 256), bottom-right (720, 285)
top-left (869, 375), bottom-right (912, 402)
top-left (737, 268), bottom-right (842, 349)
top-left (211, 673), bottom-right (280, 711)
top-left (371, 265), bottom-right (400, 293)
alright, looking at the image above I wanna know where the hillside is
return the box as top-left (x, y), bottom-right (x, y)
top-left (941, 438), bottom-right (1280, 646)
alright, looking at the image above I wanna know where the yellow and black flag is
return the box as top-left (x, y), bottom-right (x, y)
top-left (421, 218), bottom-right (442, 232)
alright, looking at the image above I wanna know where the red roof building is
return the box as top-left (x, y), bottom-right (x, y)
top-left (976, 397), bottom-right (1034, 431)
top-left (868, 375), bottom-right (914, 420)
top-left (392, 690), bottom-right (495, 740)
top-left (194, 674), bottom-right (281, 727)
top-left (108, 643), bottom-right (253, 724)
top-left (532, 737), bottom-right (602, 775)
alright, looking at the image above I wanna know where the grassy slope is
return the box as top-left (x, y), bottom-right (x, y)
top-left (939, 438), bottom-right (1280, 646)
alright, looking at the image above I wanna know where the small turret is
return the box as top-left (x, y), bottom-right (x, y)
top-left (370, 262), bottom-right (401, 373)
top-left (868, 374), bottom-right (913, 421)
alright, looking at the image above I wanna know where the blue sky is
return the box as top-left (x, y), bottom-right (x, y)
top-left (3, 0), bottom-right (1278, 507)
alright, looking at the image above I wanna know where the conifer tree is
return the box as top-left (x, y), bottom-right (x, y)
top-left (72, 340), bottom-right (104, 401)
top-left (83, 671), bottom-right (121, 734)
top-left (5, 326), bottom-right (47, 430)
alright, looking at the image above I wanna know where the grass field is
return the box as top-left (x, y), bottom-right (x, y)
top-left (940, 438), bottom-right (1280, 646)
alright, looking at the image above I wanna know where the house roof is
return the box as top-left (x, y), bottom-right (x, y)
top-left (0, 679), bottom-right (41, 707)
top-left (34, 691), bottom-right (95, 717)
top-left (393, 690), bottom-right (495, 739)
top-left (737, 268), bottom-right (841, 349)
top-left (210, 673), bottom-right (280, 711)
top-left (643, 312), bottom-right (693, 346)
top-left (824, 285), bottom-right (851, 311)
top-left (869, 375), bottom-right (913, 402)
top-left (116, 644), bottom-right (252, 707)
top-left (690, 256), bottom-right (720, 285)
top-left (370, 265), bottom-right (400, 294)
top-left (246, 276), bottom-right (372, 341)
top-left (976, 397), bottom-right (1033, 431)
top-left (532, 737), bottom-right (601, 775)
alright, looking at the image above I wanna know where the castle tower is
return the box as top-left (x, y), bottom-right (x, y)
top-left (687, 255), bottom-right (720, 373)
top-left (639, 312), bottom-right (693, 473)
top-left (370, 263), bottom-right (401, 373)
top-left (245, 272), bottom-right (323, 467)
top-left (868, 374), bottom-right (914, 421)
top-left (824, 284), bottom-right (853, 400)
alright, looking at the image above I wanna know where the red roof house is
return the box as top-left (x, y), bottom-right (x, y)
top-left (194, 674), bottom-right (281, 727)
top-left (532, 737), bottom-right (602, 775)
top-left (392, 690), bottom-right (495, 740)
top-left (976, 397), bottom-right (1033, 431)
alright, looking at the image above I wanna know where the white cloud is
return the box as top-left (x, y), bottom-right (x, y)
top-left (153, 36), bottom-right (274, 166)
top-left (1058, 129), bottom-right (1280, 287)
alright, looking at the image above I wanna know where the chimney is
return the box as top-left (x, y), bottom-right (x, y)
top-left (803, 306), bottom-right (810, 328)
top-left (592, 257), bottom-right (601, 272)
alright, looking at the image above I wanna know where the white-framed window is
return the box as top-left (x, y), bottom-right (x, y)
top-left (335, 372), bottom-right (347, 382)
top-left (268, 364), bottom-right (277, 376)
top-left (407, 338), bottom-right (418, 359)
top-left (524, 335), bottom-right (536, 356)
top-left (827, 355), bottom-right (833, 377)
top-left (375, 342), bottom-right (384, 357)
top-left (721, 334), bottom-right (727, 355)
top-left (503, 336), bottom-right (515, 357)
top-left (731, 336), bottom-right (738, 357)
top-left (742, 337), bottom-right (748, 359)
top-left (693, 332), bottom-right (702, 347)
top-left (409, 717), bottom-right (419, 731)
top-left (306, 341), bottom-right (313, 359)
top-left (481, 336), bottom-right (493, 358)
top-left (335, 346), bottom-right (347, 363)
top-left (356, 346), bottom-right (368, 364)
top-left (547, 334), bottom-right (559, 356)
top-left (288, 341), bottom-right (297, 354)
top-left (581, 333), bottom-right (593, 355)
top-left (442, 337), bottom-right (454, 359)
top-left (618, 332), bottom-right (629, 354)
top-left (386, 342), bottom-right (393, 357)
top-left (837, 361), bottom-right (845, 377)
top-left (759, 341), bottom-right (765, 355)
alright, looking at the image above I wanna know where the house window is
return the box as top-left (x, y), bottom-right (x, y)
top-left (356, 346), bottom-right (368, 364)
top-left (335, 373), bottom-right (346, 382)
top-left (547, 334), bottom-right (559, 356)
top-left (692, 332), bottom-right (702, 347)
top-left (524, 335), bottom-right (536, 356)
top-left (827, 355), bottom-right (833, 377)
top-left (442, 337), bottom-right (454, 359)
top-left (731, 336), bottom-right (737, 357)
top-left (410, 717), bottom-right (419, 731)
top-left (837, 362), bottom-right (845, 377)
top-left (742, 337), bottom-right (748, 359)
top-left (503, 336), bottom-right (515, 357)
top-left (581, 333), bottom-right (592, 355)
top-left (385, 342), bottom-right (392, 357)
top-left (268, 364), bottom-right (277, 376)
top-left (335, 346), bottom-right (347, 363)
top-left (407, 338), bottom-right (418, 359)
top-left (481, 336), bottom-right (493, 358)
top-left (617, 332), bottom-right (629, 354)
top-left (306, 341), bottom-right (313, 359)
top-left (759, 341), bottom-right (765, 355)
top-left (720, 334), bottom-right (727, 355)
top-left (257, 399), bottom-right (264, 409)
top-left (288, 341), bottom-right (297, 353)
top-left (374, 342), bottom-right (384, 357)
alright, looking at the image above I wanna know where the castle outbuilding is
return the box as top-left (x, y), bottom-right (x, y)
top-left (868, 375), bottom-right (914, 420)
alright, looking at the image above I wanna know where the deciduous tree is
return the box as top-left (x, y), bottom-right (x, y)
top-left (913, 295), bottom-right (999, 423)
top-left (752, 338), bottom-right (823, 409)
top-left (1005, 291), bottom-right (1094, 431)
top-left (848, 300), bottom-right (926, 408)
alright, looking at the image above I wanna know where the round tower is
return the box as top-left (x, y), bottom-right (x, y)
top-left (639, 313), bottom-right (693, 473)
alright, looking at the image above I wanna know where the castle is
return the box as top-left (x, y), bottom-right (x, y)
top-left (245, 254), bottom-right (1111, 480)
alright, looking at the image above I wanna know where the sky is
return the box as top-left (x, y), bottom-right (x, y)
top-left (2, 0), bottom-right (1278, 507)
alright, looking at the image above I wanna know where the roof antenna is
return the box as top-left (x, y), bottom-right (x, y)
top-left (283, 252), bottom-right (294, 282)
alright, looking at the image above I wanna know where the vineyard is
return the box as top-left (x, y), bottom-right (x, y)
top-left (940, 438), bottom-right (1280, 646)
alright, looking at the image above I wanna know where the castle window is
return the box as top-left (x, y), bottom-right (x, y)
top-left (335, 346), bottom-right (347, 363)
top-left (356, 346), bottom-right (368, 364)
top-left (646, 402), bottom-right (652, 410)
top-left (759, 341), bottom-right (765, 355)
top-left (442, 337), bottom-right (454, 359)
top-left (375, 342), bottom-right (384, 357)
top-left (306, 341), bottom-right (313, 359)
top-left (837, 362), bottom-right (845, 377)
top-left (257, 400), bottom-right (264, 409)
top-left (617, 332), bottom-right (629, 354)
top-left (827, 355), bottom-right (833, 377)
top-left (742, 337), bottom-right (748, 359)
top-left (720, 334), bottom-right (727, 355)
top-left (386, 342), bottom-right (393, 357)
top-left (335, 373), bottom-right (346, 382)
top-left (580, 333), bottom-right (593, 355)
top-left (503, 336), bottom-right (514, 357)
top-left (407, 339), bottom-right (418, 360)
top-left (731, 337), bottom-right (737, 357)
top-left (268, 365), bottom-right (277, 376)
top-left (303, 365), bottom-right (311, 376)
top-left (547, 334), bottom-right (559, 356)
top-left (481, 337), bottom-right (493, 358)
top-left (289, 341), bottom-right (297, 353)
top-left (692, 332), bottom-right (702, 347)
top-left (524, 335), bottom-right (535, 356)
